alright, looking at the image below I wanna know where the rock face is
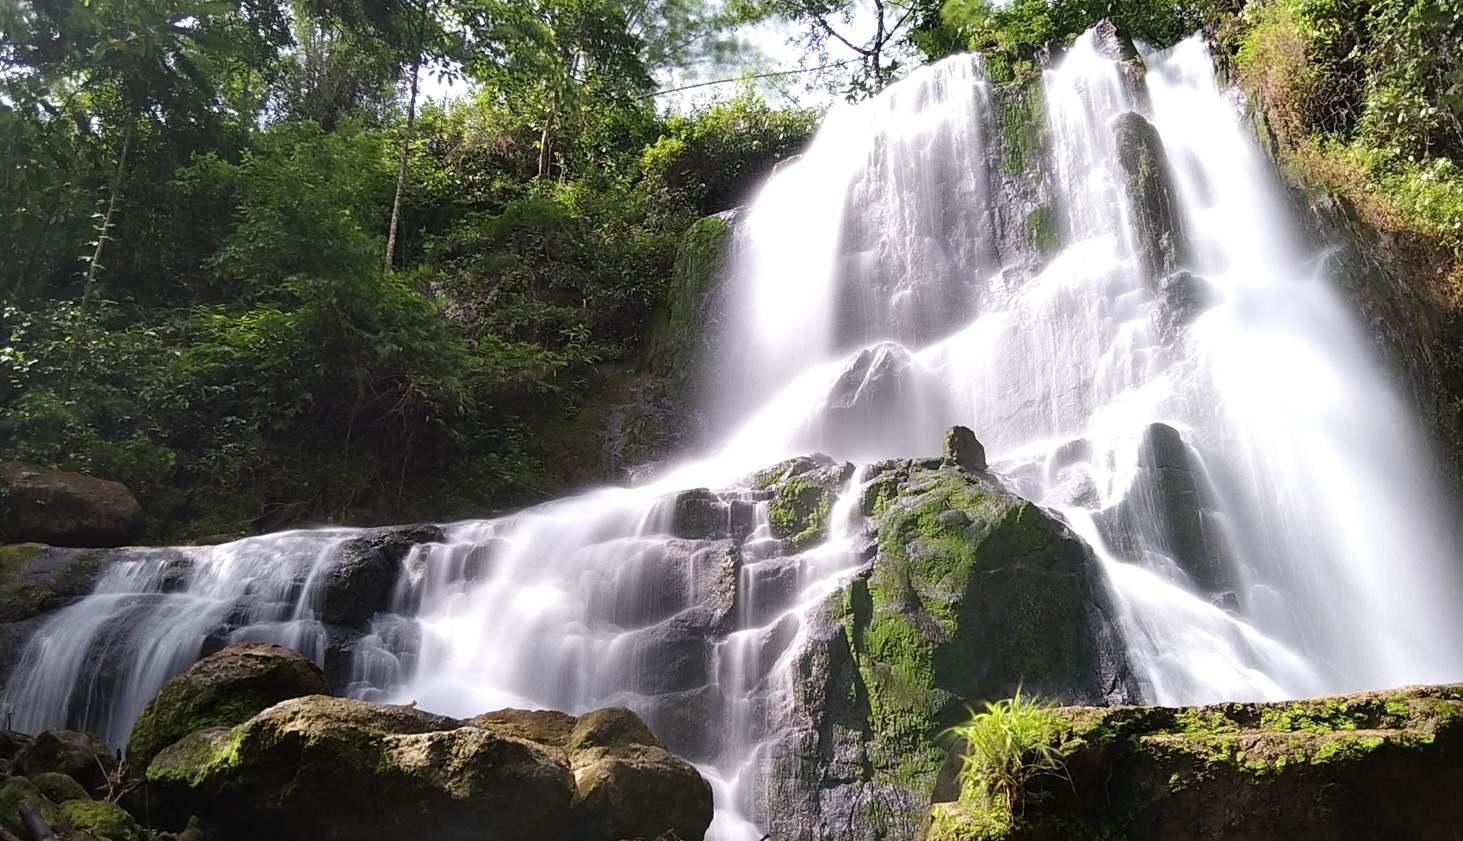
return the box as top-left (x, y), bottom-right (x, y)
top-left (315, 525), bottom-right (443, 628)
top-left (0, 462), bottom-right (145, 548)
top-left (1113, 112), bottom-right (1189, 281)
top-left (942, 426), bottom-right (988, 472)
top-left (643, 212), bottom-right (740, 452)
top-left (126, 643), bottom-right (331, 772)
top-left (1096, 423), bottom-right (1234, 599)
top-left (927, 684), bottom-right (1463, 841)
top-left (758, 457), bottom-right (1132, 840)
top-left (145, 696), bottom-right (713, 841)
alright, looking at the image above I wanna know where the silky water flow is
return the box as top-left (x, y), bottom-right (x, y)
top-left (7, 29), bottom-right (1463, 840)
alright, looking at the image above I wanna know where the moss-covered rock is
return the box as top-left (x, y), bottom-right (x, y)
top-left (644, 212), bottom-right (738, 448)
top-left (126, 642), bottom-right (330, 773)
top-left (28, 771), bottom-right (90, 804)
top-left (144, 695), bottom-right (712, 841)
top-left (0, 544), bottom-right (114, 623)
top-left (61, 799), bottom-right (147, 841)
top-left (1113, 111), bottom-right (1189, 281)
top-left (758, 454), bottom-right (852, 551)
top-left (15, 728), bottom-right (117, 792)
top-left (762, 451), bottom-right (1129, 840)
top-left (0, 776), bottom-right (64, 837)
top-left (927, 684), bottom-right (1463, 841)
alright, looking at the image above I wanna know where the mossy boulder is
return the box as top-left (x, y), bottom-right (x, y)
top-left (927, 684), bottom-right (1463, 840)
top-left (761, 454), bottom-right (1130, 840)
top-left (758, 454), bottom-right (853, 551)
top-left (0, 776), bottom-right (64, 837)
top-left (145, 696), bottom-right (712, 841)
top-left (0, 461), bottom-right (144, 548)
top-left (126, 642), bottom-right (330, 773)
top-left (28, 771), bottom-right (90, 804)
top-left (1113, 111), bottom-right (1188, 282)
top-left (15, 728), bottom-right (118, 792)
top-left (61, 799), bottom-right (147, 841)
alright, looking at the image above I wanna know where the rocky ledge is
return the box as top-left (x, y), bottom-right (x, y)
top-left (0, 643), bottom-right (713, 841)
top-left (927, 684), bottom-right (1463, 841)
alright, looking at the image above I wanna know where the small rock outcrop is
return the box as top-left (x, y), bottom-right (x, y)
top-left (1113, 111), bottom-right (1189, 281)
top-left (125, 642), bottom-right (330, 772)
top-left (316, 525), bottom-right (443, 628)
top-left (927, 684), bottom-right (1463, 840)
top-left (145, 696), bottom-right (713, 841)
top-left (0, 462), bottom-right (145, 548)
top-left (942, 426), bottom-right (988, 472)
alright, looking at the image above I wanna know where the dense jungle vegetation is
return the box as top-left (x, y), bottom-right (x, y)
top-left (2, 0), bottom-right (1457, 540)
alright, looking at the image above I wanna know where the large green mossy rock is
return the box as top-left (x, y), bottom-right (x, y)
top-left (126, 642), bottom-right (330, 774)
top-left (145, 697), bottom-right (712, 841)
top-left (927, 684), bottom-right (1463, 841)
top-left (760, 449), bottom-right (1129, 840)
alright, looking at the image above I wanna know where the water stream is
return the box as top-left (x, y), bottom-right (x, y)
top-left (6, 29), bottom-right (1463, 840)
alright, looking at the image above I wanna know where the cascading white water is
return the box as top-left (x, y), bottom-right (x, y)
top-left (7, 27), bottom-right (1463, 841)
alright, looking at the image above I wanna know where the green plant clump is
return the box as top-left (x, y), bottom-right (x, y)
top-left (945, 688), bottom-right (1072, 824)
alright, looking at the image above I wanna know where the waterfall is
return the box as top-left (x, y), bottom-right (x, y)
top-left (6, 28), bottom-right (1463, 841)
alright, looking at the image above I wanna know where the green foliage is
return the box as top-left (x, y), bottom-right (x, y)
top-left (945, 689), bottom-right (1071, 823)
top-left (929, 0), bottom-right (1225, 83)
top-left (642, 89), bottom-right (819, 213)
top-left (1235, 0), bottom-right (1463, 256)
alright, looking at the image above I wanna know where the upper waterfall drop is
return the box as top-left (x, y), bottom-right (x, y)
top-left (4, 23), bottom-right (1463, 841)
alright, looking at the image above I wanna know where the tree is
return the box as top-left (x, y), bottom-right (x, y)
top-left (731, 0), bottom-right (938, 96)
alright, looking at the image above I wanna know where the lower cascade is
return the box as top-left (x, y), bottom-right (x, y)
top-left (4, 25), bottom-right (1463, 841)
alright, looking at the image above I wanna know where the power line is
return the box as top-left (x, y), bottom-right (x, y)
top-left (652, 59), bottom-right (856, 97)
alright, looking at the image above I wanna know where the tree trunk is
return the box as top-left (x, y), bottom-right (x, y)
top-left (537, 88), bottom-right (560, 180)
top-left (384, 57), bottom-right (421, 274)
top-left (61, 122), bottom-right (131, 398)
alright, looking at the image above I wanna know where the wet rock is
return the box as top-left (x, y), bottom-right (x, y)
top-left (1154, 270), bottom-right (1216, 339)
top-left (126, 642), bottom-right (329, 772)
top-left (770, 451), bottom-right (1133, 839)
top-left (317, 525), bottom-right (441, 628)
top-left (1113, 111), bottom-right (1189, 281)
top-left (927, 684), bottom-right (1463, 840)
top-left (819, 344), bottom-right (918, 455)
top-left (757, 455), bottom-right (852, 551)
top-left (0, 461), bottom-right (145, 548)
top-left (942, 425), bottom-right (988, 472)
top-left (669, 489), bottom-right (730, 540)
top-left (1093, 19), bottom-right (1150, 109)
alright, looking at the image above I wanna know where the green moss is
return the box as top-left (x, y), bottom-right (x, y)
top-left (60, 799), bottom-right (146, 841)
top-left (1310, 734), bottom-right (1385, 764)
top-left (145, 727), bottom-right (245, 787)
top-left (1258, 699), bottom-right (1364, 733)
top-left (994, 82), bottom-right (1047, 177)
top-left (0, 777), bottom-right (60, 836)
top-left (1173, 708), bottom-right (1242, 736)
top-left (1025, 205), bottom-right (1058, 255)
top-left (769, 476), bottom-right (834, 550)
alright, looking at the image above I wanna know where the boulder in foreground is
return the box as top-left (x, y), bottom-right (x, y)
top-left (146, 696), bottom-right (713, 841)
